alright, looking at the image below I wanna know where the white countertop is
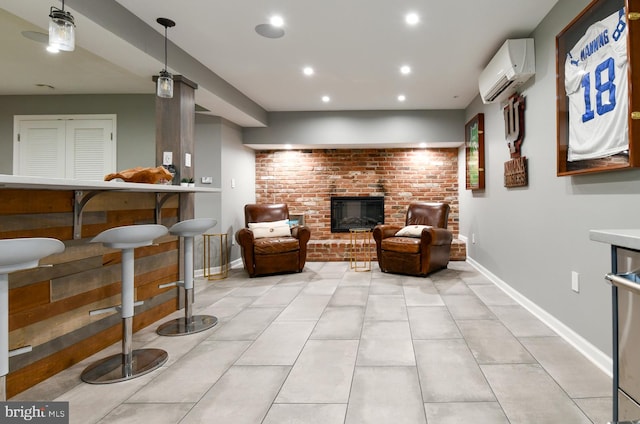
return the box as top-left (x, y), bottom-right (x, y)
top-left (0, 174), bottom-right (221, 193)
top-left (589, 229), bottom-right (640, 251)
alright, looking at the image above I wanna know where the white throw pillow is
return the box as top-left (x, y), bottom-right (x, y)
top-left (395, 225), bottom-right (429, 237)
top-left (248, 219), bottom-right (289, 229)
top-left (248, 220), bottom-right (291, 239)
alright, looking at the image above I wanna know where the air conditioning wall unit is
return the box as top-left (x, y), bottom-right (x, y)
top-left (478, 38), bottom-right (535, 104)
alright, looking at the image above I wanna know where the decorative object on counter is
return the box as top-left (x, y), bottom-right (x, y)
top-left (104, 166), bottom-right (173, 184)
top-left (162, 163), bottom-right (178, 184)
top-left (156, 17), bottom-right (176, 98)
top-left (48, 0), bottom-right (75, 52)
top-left (179, 178), bottom-right (194, 187)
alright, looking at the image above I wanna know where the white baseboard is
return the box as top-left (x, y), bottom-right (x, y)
top-left (194, 258), bottom-right (243, 278)
top-left (466, 256), bottom-right (613, 378)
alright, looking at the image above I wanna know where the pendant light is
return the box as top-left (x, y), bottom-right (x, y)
top-left (156, 18), bottom-right (176, 99)
top-left (48, 0), bottom-right (75, 52)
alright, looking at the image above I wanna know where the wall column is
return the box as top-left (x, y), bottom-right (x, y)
top-left (155, 75), bottom-right (198, 220)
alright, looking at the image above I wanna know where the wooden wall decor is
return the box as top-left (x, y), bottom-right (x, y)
top-left (503, 94), bottom-right (528, 187)
top-left (465, 113), bottom-right (485, 190)
top-left (556, 0), bottom-right (640, 176)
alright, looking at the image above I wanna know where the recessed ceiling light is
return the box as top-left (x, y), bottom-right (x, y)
top-left (270, 15), bottom-right (284, 27)
top-left (322, 95), bottom-right (330, 103)
top-left (398, 95), bottom-right (406, 102)
top-left (405, 13), bottom-right (420, 25)
top-left (284, 144), bottom-right (293, 149)
top-left (303, 67), bottom-right (314, 76)
top-left (400, 65), bottom-right (411, 75)
top-left (255, 24), bottom-right (285, 39)
top-left (419, 142), bottom-right (427, 148)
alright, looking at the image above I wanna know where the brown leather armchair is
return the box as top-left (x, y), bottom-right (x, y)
top-left (235, 204), bottom-right (311, 277)
top-left (373, 202), bottom-right (453, 277)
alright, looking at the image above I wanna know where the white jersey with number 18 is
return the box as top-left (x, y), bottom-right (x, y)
top-left (565, 8), bottom-right (628, 162)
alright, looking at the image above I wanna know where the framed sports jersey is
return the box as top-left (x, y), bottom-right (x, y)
top-left (556, 0), bottom-right (640, 176)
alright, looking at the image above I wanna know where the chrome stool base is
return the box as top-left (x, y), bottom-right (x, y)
top-left (80, 348), bottom-right (168, 384)
top-left (156, 315), bottom-right (218, 336)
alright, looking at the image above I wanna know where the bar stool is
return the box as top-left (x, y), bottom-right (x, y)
top-left (0, 237), bottom-right (65, 400)
top-left (157, 218), bottom-right (218, 336)
top-left (81, 224), bottom-right (169, 384)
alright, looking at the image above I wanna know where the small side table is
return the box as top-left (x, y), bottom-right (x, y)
top-left (203, 233), bottom-right (229, 280)
top-left (349, 228), bottom-right (372, 272)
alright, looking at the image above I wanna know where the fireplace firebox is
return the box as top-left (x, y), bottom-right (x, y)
top-left (330, 196), bottom-right (384, 233)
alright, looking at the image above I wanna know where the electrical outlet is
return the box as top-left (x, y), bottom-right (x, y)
top-left (201, 176), bottom-right (213, 184)
top-left (571, 271), bottom-right (580, 293)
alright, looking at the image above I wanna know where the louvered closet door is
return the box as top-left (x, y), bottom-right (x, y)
top-left (65, 119), bottom-right (114, 180)
top-left (17, 120), bottom-right (66, 178)
top-left (15, 115), bottom-right (116, 180)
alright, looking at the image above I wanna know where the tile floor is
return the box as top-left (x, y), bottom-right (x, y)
top-left (15, 261), bottom-right (613, 424)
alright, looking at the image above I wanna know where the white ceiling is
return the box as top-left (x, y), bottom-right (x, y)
top-left (0, 0), bottom-right (558, 127)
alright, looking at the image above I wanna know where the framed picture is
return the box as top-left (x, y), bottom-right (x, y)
top-left (465, 113), bottom-right (485, 190)
top-left (556, 0), bottom-right (640, 176)
top-left (289, 214), bottom-right (305, 227)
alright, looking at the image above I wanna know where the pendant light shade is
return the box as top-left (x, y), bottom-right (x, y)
top-left (157, 70), bottom-right (173, 98)
top-left (48, 1), bottom-right (75, 52)
top-left (156, 18), bottom-right (176, 99)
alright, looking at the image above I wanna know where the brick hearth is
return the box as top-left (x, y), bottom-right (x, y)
top-left (255, 148), bottom-right (466, 261)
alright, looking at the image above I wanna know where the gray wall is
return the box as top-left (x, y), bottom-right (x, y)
top-left (194, 115), bottom-right (255, 265)
top-left (459, 0), bottom-right (640, 358)
top-left (0, 94), bottom-right (156, 174)
top-left (243, 110), bottom-right (465, 146)
top-left (221, 119), bottom-right (256, 262)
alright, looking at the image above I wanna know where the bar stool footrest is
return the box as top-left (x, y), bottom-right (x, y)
top-left (156, 315), bottom-right (218, 336)
top-left (158, 281), bottom-right (182, 289)
top-left (8, 345), bottom-right (32, 357)
top-left (80, 348), bottom-right (168, 384)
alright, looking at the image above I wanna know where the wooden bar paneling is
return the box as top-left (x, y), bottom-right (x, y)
top-left (10, 282), bottom-right (121, 330)
top-left (0, 190), bottom-right (73, 215)
top-left (9, 281), bottom-right (50, 314)
top-left (7, 296), bottom-right (177, 399)
top-left (0, 188), bottom-right (182, 397)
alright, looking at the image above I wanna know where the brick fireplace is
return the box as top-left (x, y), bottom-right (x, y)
top-left (255, 148), bottom-right (466, 261)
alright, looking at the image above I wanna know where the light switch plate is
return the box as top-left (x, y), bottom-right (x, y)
top-left (185, 153), bottom-right (191, 167)
top-left (163, 151), bottom-right (172, 165)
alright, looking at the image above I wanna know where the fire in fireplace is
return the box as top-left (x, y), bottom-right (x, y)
top-left (330, 196), bottom-right (384, 232)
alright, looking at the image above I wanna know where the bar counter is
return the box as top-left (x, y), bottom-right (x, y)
top-left (0, 175), bottom-right (220, 397)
